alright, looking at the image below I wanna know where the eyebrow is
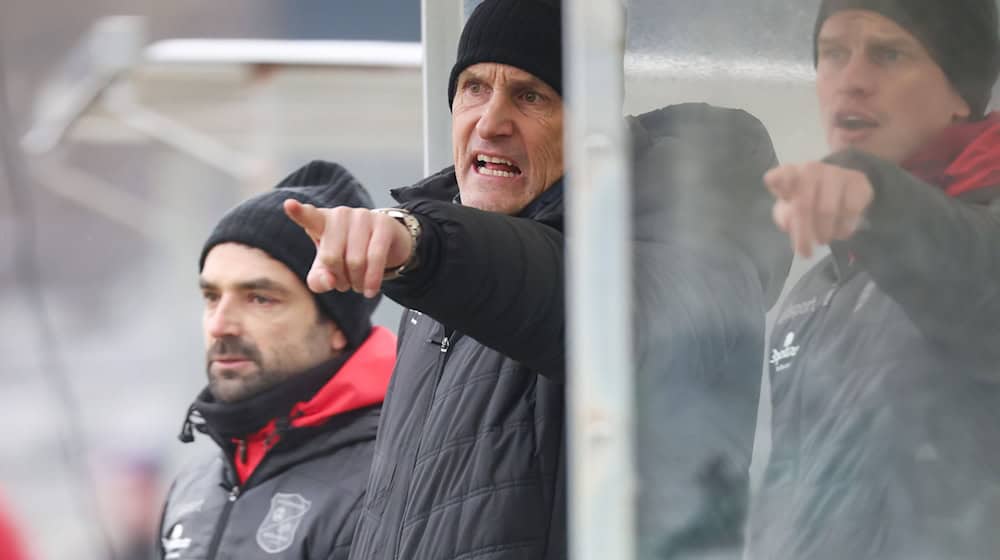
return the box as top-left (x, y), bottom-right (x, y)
top-left (817, 35), bottom-right (915, 51)
top-left (198, 277), bottom-right (291, 294)
top-left (816, 37), bottom-right (845, 49)
top-left (459, 69), bottom-right (548, 91)
top-left (866, 37), bottom-right (915, 51)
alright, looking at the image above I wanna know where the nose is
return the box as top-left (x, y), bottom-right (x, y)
top-left (205, 295), bottom-right (242, 340)
top-left (836, 52), bottom-right (877, 98)
top-left (475, 92), bottom-right (515, 139)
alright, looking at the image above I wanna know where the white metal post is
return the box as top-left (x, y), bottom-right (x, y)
top-left (565, 0), bottom-right (635, 559)
top-left (421, 0), bottom-right (465, 175)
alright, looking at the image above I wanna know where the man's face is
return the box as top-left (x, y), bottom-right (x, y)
top-left (816, 10), bottom-right (971, 163)
top-left (200, 243), bottom-right (346, 403)
top-left (452, 62), bottom-right (564, 215)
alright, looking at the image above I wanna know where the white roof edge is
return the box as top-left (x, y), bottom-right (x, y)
top-left (143, 40), bottom-right (815, 81)
top-left (144, 39), bottom-right (423, 68)
top-left (625, 52), bottom-right (814, 83)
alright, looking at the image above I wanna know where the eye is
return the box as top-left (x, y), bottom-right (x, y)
top-left (872, 47), bottom-right (902, 64)
top-left (463, 80), bottom-right (485, 95)
top-left (249, 293), bottom-right (275, 305)
top-left (522, 91), bottom-right (543, 104)
top-left (201, 291), bottom-right (220, 303)
top-left (818, 46), bottom-right (848, 62)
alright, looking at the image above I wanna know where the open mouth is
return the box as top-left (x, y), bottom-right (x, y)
top-left (474, 154), bottom-right (522, 178)
top-left (835, 112), bottom-right (878, 131)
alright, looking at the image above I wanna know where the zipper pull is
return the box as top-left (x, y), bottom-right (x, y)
top-left (228, 485), bottom-right (241, 502)
top-left (177, 404), bottom-right (197, 443)
top-left (440, 336), bottom-right (450, 353)
top-left (178, 417), bottom-right (195, 443)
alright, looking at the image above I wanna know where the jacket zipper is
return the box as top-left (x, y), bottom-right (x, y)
top-left (206, 483), bottom-right (241, 560)
top-left (204, 433), bottom-right (286, 560)
top-left (392, 329), bottom-right (454, 559)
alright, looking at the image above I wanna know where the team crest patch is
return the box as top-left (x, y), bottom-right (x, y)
top-left (256, 493), bottom-right (312, 553)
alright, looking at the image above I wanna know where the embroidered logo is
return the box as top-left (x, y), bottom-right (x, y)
top-left (769, 331), bottom-right (800, 372)
top-left (256, 493), bottom-right (312, 554)
top-left (777, 298), bottom-right (818, 325)
top-left (162, 523), bottom-right (192, 559)
top-left (777, 289), bottom-right (837, 325)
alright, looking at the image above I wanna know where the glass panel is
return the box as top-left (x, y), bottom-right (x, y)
top-left (626, 1), bottom-right (1000, 559)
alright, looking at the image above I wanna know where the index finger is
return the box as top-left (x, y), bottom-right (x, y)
top-left (283, 199), bottom-right (326, 243)
top-left (764, 165), bottom-right (799, 200)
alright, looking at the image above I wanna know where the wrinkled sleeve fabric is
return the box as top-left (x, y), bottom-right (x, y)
top-left (382, 200), bottom-right (566, 380)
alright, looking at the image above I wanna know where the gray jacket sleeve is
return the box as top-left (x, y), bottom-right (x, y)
top-left (829, 149), bottom-right (1000, 361)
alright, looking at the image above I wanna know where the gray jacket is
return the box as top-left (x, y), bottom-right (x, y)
top-left (159, 329), bottom-right (395, 560)
top-left (749, 149), bottom-right (1000, 560)
top-left (160, 409), bottom-right (378, 560)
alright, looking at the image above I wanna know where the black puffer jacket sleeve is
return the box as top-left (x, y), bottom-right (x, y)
top-left (828, 149), bottom-right (1000, 361)
top-left (382, 199), bottom-right (565, 380)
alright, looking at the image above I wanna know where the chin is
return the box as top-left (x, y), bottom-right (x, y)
top-left (466, 199), bottom-right (517, 214)
top-left (459, 191), bottom-right (515, 214)
top-left (485, 199), bottom-right (527, 215)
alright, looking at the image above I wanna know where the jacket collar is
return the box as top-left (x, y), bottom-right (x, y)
top-left (902, 111), bottom-right (1000, 199)
top-left (181, 326), bottom-right (395, 445)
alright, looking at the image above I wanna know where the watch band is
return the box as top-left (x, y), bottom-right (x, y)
top-left (371, 207), bottom-right (421, 278)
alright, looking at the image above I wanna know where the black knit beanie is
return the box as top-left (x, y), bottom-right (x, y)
top-left (814, 0), bottom-right (1000, 117)
top-left (448, 0), bottom-right (563, 108)
top-left (200, 160), bottom-right (379, 349)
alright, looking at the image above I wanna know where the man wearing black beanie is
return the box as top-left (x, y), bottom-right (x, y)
top-left (750, 1), bottom-right (1000, 558)
top-left (157, 161), bottom-right (396, 560)
top-left (286, 3), bottom-right (571, 559)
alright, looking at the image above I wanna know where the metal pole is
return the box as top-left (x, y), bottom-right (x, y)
top-left (564, 0), bottom-right (635, 559)
top-left (420, 0), bottom-right (465, 175)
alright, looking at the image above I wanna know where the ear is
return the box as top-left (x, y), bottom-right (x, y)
top-left (950, 89), bottom-right (972, 122)
top-left (329, 326), bottom-right (349, 354)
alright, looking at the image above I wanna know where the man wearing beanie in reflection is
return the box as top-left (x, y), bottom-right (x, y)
top-left (749, 0), bottom-right (1000, 558)
top-left (157, 161), bottom-right (396, 560)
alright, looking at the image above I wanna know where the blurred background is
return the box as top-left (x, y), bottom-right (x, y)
top-left (1, 2), bottom-right (421, 559)
top-left (5, 1), bottom-right (993, 559)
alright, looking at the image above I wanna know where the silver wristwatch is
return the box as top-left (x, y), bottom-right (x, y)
top-left (371, 207), bottom-right (421, 278)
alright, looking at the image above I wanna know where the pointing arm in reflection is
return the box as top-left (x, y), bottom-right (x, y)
top-left (629, 103), bottom-right (791, 559)
top-left (764, 145), bottom-right (1000, 358)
